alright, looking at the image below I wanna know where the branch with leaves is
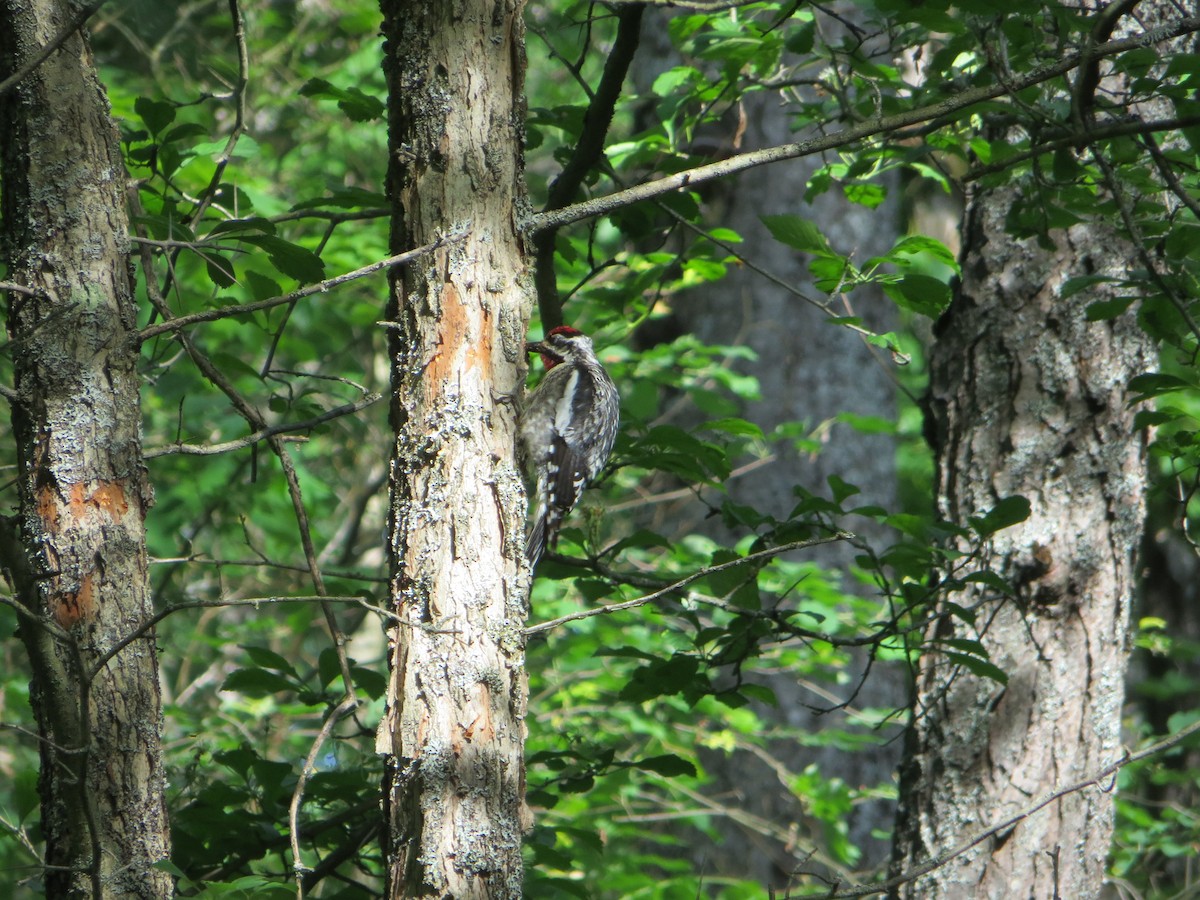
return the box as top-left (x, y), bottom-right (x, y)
top-left (530, 16), bottom-right (1200, 233)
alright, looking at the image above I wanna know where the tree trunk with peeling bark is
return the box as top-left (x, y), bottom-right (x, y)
top-left (376, 1), bottom-right (532, 897)
top-left (889, 179), bottom-right (1151, 897)
top-left (0, 2), bottom-right (172, 898)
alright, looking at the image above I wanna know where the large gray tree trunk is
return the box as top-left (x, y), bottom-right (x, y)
top-left (890, 181), bottom-right (1151, 897)
top-left (376, 2), bottom-right (532, 897)
top-left (0, 2), bottom-right (172, 897)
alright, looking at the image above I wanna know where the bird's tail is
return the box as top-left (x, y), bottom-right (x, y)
top-left (525, 502), bottom-right (562, 567)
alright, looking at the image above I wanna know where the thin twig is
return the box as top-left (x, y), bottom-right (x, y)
top-left (0, 281), bottom-right (42, 297)
top-left (604, 0), bottom-right (758, 7)
top-left (606, 455), bottom-right (777, 513)
top-left (148, 554), bottom-right (386, 584)
top-left (0, 809), bottom-right (42, 865)
top-left (1143, 130), bottom-right (1200, 221)
top-left (85, 595), bottom-right (395, 684)
top-left (144, 393), bottom-right (382, 458)
top-left (1091, 147), bottom-right (1200, 348)
top-left (130, 181), bottom-right (364, 741)
top-left (137, 232), bottom-right (466, 342)
top-left (816, 716), bottom-right (1200, 898)
top-left (289, 696), bottom-right (360, 882)
top-left (186, 0), bottom-right (249, 231)
top-left (965, 114), bottom-right (1200, 182)
top-left (525, 535), bottom-right (851, 636)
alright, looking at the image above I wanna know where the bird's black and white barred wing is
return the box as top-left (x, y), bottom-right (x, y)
top-left (523, 359), bottom-right (619, 564)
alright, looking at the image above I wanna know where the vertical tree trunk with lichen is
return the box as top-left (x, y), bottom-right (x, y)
top-left (376, 1), bottom-right (532, 897)
top-left (889, 178), bottom-right (1151, 897)
top-left (0, 2), bottom-right (172, 898)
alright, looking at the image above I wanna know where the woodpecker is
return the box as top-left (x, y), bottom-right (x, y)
top-left (520, 325), bottom-right (620, 566)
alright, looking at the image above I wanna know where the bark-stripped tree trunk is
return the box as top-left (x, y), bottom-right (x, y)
top-left (890, 181), bottom-right (1151, 896)
top-left (376, 2), bottom-right (532, 897)
top-left (0, 3), bottom-right (172, 898)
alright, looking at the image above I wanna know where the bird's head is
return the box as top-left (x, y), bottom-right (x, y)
top-left (525, 325), bottom-right (590, 370)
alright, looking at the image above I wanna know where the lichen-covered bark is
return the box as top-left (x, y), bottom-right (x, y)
top-left (890, 184), bottom-right (1151, 897)
top-left (376, 1), bottom-right (532, 897)
top-left (0, 2), bottom-right (172, 898)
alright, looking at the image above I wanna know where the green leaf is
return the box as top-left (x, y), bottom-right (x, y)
top-left (963, 570), bottom-right (1014, 593)
top-left (204, 253), bottom-right (236, 288)
top-left (652, 66), bottom-right (697, 97)
top-left (162, 122), bottom-right (209, 145)
top-left (299, 77), bottom-right (385, 121)
top-left (809, 254), bottom-right (855, 292)
top-left (1128, 372), bottom-right (1194, 403)
top-left (761, 214), bottom-right (831, 254)
top-left (706, 549), bottom-right (761, 610)
top-left (883, 274), bottom-right (952, 318)
top-left (191, 135), bottom-right (261, 160)
top-left (704, 417), bottom-right (765, 439)
top-left (604, 529), bottom-right (672, 557)
top-left (946, 602), bottom-right (977, 625)
top-left (1085, 296), bottom-right (1135, 321)
top-left (135, 97), bottom-right (176, 135)
top-left (827, 474), bottom-right (860, 505)
top-left (624, 425), bottom-right (731, 482)
top-left (152, 859), bottom-right (187, 877)
top-left (970, 496), bottom-right (1031, 536)
top-left (937, 637), bottom-right (989, 655)
top-left (596, 646), bottom-right (658, 661)
top-left (1133, 409), bottom-right (1174, 430)
top-left (318, 648), bottom-right (342, 688)
top-left (210, 217), bottom-right (276, 237)
top-left (244, 271), bottom-right (283, 302)
top-left (888, 235), bottom-right (960, 270)
top-left (785, 20), bottom-right (815, 54)
top-left (632, 754), bottom-right (697, 778)
top-left (289, 187), bottom-right (388, 211)
top-left (205, 875), bottom-right (296, 898)
top-left (241, 645), bottom-right (298, 675)
top-left (943, 650), bottom-right (1009, 685)
top-left (240, 235), bottom-right (326, 284)
top-left (738, 682), bottom-right (778, 707)
top-left (844, 182), bottom-right (887, 208)
top-left (707, 227), bottom-right (743, 243)
top-left (684, 257), bottom-right (727, 283)
top-left (352, 665), bottom-right (387, 700)
top-left (619, 654), bottom-right (701, 703)
top-left (220, 668), bottom-right (295, 697)
top-left (837, 413), bottom-right (896, 435)
top-left (560, 773), bottom-right (595, 794)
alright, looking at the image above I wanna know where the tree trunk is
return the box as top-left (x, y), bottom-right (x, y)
top-left (0, 2), bottom-right (172, 898)
top-left (890, 181), bottom-right (1151, 897)
top-left (376, 2), bottom-right (532, 898)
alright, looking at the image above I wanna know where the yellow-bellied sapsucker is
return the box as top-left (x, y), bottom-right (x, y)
top-left (520, 325), bottom-right (620, 566)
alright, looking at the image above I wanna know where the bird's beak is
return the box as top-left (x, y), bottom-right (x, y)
top-left (525, 341), bottom-right (546, 356)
